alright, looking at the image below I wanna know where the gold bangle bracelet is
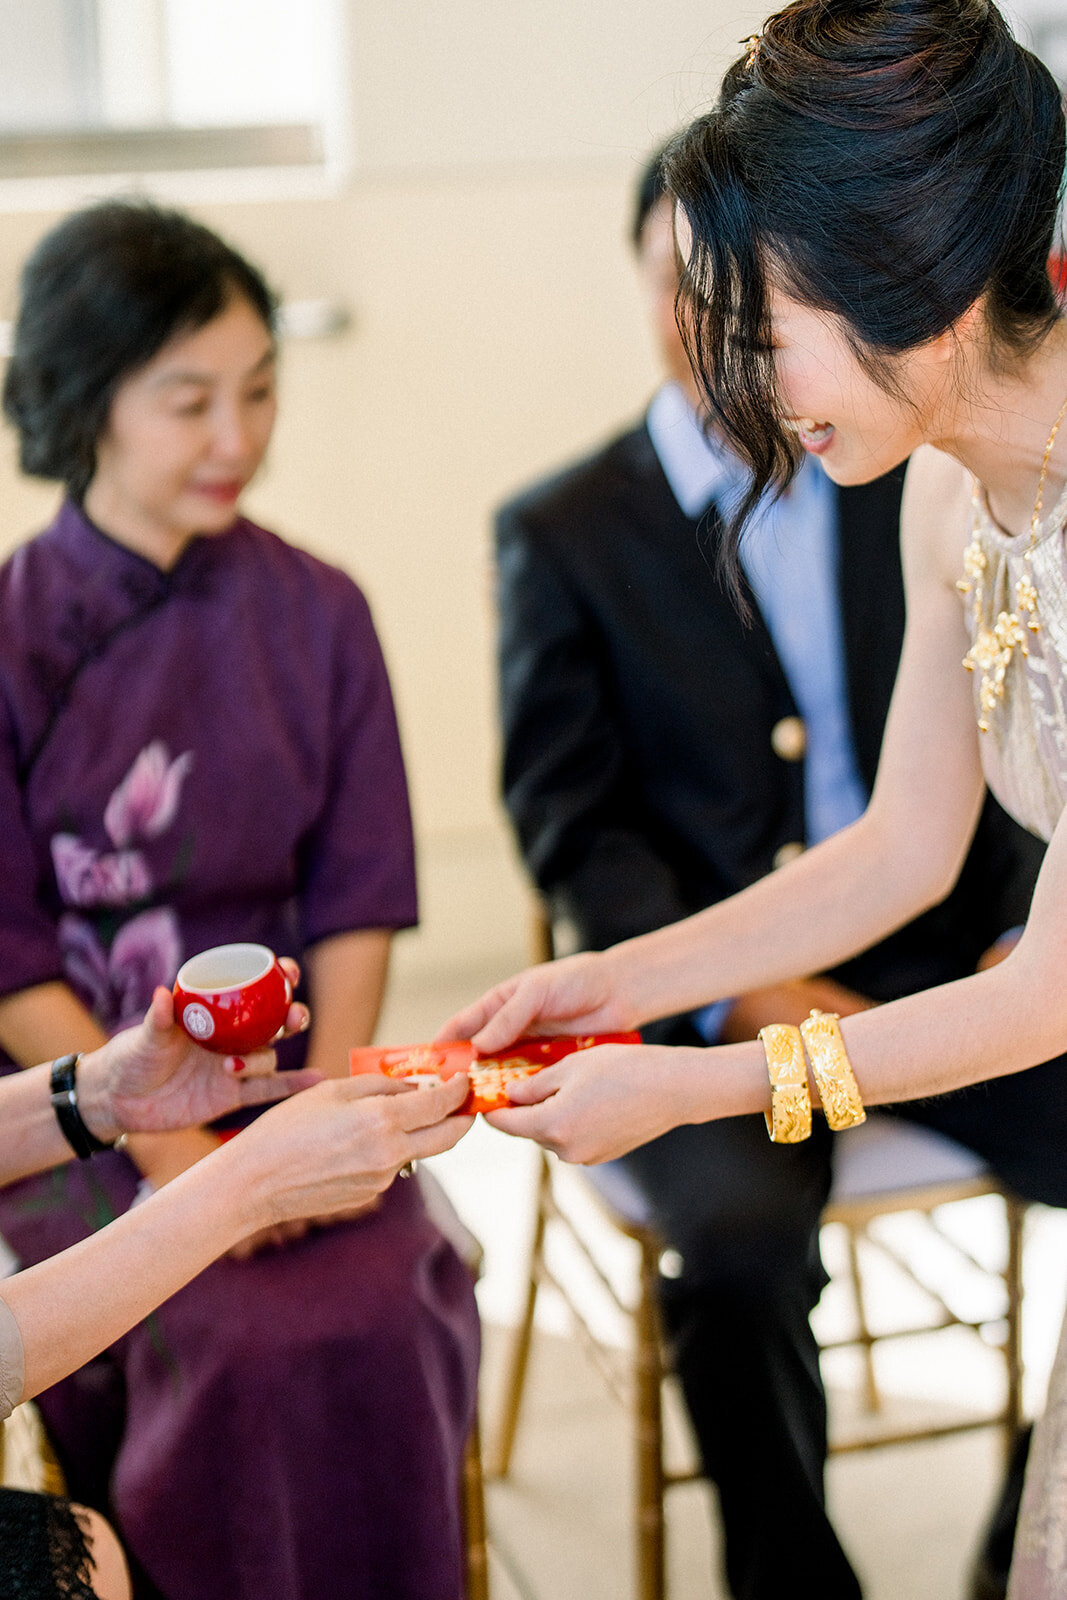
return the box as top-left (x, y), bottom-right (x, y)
top-left (799, 1009), bottom-right (866, 1132)
top-left (758, 1023), bottom-right (812, 1144)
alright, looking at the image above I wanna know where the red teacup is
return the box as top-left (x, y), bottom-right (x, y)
top-left (173, 943), bottom-right (292, 1055)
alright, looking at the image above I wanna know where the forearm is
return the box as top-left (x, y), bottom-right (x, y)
top-left (822, 796), bottom-right (1067, 1103)
top-left (608, 808), bottom-right (962, 1027)
top-left (0, 980), bottom-right (216, 1182)
top-left (0, 1142), bottom-right (264, 1400)
top-left (0, 1063), bottom-right (95, 1183)
top-left (675, 948), bottom-right (1063, 1133)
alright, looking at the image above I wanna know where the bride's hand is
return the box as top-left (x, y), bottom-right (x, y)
top-left (481, 1041), bottom-right (710, 1164)
top-left (435, 949), bottom-right (633, 1053)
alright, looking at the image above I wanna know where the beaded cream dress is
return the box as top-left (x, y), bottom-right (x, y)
top-left (959, 477), bottom-right (1067, 1599)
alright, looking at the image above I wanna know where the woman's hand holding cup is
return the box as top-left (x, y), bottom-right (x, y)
top-left (88, 959), bottom-right (313, 1142)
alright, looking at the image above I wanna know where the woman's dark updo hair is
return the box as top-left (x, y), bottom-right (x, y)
top-left (663, 0), bottom-right (1066, 583)
top-left (3, 200), bottom-right (278, 502)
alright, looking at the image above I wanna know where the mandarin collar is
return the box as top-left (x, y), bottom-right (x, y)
top-left (51, 499), bottom-right (233, 597)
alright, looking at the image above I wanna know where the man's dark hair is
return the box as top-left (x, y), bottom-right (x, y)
top-left (630, 144), bottom-right (670, 250)
top-left (3, 200), bottom-right (278, 501)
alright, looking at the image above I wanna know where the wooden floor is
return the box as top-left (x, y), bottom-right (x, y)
top-left (478, 1323), bottom-right (1010, 1600)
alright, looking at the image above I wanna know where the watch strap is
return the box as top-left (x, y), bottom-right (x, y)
top-left (50, 1053), bottom-right (115, 1160)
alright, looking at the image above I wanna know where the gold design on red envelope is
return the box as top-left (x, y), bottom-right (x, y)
top-left (350, 1031), bottom-right (641, 1115)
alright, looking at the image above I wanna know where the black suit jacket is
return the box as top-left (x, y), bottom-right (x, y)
top-left (496, 420), bottom-right (1045, 1020)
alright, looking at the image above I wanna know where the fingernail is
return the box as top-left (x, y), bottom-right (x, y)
top-left (300, 1012), bottom-right (310, 1031)
top-left (230, 1057), bottom-right (246, 1073)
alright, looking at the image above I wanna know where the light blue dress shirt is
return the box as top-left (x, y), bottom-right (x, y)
top-left (645, 383), bottom-right (869, 1041)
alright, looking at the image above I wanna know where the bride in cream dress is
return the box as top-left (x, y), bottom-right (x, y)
top-left (440, 2), bottom-right (1067, 1592)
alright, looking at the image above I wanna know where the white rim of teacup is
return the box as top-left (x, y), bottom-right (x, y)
top-left (176, 943), bottom-right (275, 995)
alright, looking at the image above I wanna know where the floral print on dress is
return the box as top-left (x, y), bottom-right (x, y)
top-left (59, 907), bottom-right (183, 1030)
top-left (51, 834), bottom-right (152, 908)
top-left (50, 741), bottom-right (193, 1029)
top-left (104, 741), bottom-right (194, 848)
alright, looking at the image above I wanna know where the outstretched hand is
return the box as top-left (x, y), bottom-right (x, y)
top-left (482, 1041), bottom-right (702, 1164)
top-left (241, 1071), bottom-right (476, 1227)
top-left (100, 965), bottom-right (316, 1136)
top-left (435, 949), bottom-right (632, 1053)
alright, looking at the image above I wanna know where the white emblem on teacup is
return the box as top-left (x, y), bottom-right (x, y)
top-left (182, 1002), bottom-right (216, 1041)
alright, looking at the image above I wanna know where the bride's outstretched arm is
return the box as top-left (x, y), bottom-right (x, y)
top-left (435, 451), bottom-right (1067, 1163)
top-left (442, 449), bottom-right (985, 1050)
top-left (479, 835), bottom-right (1065, 1165)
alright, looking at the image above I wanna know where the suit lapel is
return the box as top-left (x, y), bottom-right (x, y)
top-left (621, 432), bottom-right (907, 766)
top-left (623, 424), bottom-right (794, 706)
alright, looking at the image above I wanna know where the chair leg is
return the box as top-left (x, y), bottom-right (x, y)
top-left (529, 907), bottom-right (555, 965)
top-left (633, 1238), bottom-right (666, 1600)
top-left (462, 1408), bottom-right (490, 1600)
top-left (1003, 1194), bottom-right (1026, 1456)
top-left (488, 1153), bottom-right (550, 1479)
top-left (844, 1223), bottom-right (881, 1413)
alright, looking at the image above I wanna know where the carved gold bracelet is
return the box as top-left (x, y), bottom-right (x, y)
top-left (758, 1023), bottom-right (812, 1144)
top-left (799, 1009), bottom-right (866, 1132)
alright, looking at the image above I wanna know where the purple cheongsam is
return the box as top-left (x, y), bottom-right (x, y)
top-left (0, 502), bottom-right (480, 1600)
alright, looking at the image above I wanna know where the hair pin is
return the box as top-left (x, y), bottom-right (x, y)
top-left (742, 32), bottom-right (762, 70)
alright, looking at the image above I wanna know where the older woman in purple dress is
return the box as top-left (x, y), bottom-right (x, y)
top-left (0, 201), bottom-right (480, 1599)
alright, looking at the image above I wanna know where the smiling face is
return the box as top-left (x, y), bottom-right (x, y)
top-left (767, 285), bottom-right (955, 484)
top-left (674, 199), bottom-right (957, 487)
top-left (83, 293), bottom-right (277, 566)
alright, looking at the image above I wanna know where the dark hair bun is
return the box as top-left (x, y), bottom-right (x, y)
top-left (749, 0), bottom-right (1000, 125)
top-left (663, 0), bottom-right (1065, 582)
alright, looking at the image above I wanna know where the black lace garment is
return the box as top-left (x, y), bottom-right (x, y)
top-left (0, 1488), bottom-right (99, 1598)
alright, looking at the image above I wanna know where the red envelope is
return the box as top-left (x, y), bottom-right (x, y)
top-left (349, 1032), bottom-right (641, 1115)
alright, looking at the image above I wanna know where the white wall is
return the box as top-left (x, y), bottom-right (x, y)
top-left (0, 1), bottom-right (766, 995)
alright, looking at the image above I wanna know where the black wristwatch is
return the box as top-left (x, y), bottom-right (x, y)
top-left (50, 1053), bottom-right (116, 1160)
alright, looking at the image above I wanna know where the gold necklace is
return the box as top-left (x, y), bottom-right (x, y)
top-left (959, 386), bottom-right (1067, 731)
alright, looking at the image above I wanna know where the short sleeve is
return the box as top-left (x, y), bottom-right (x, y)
top-left (0, 691), bottom-right (65, 1000)
top-left (299, 584), bottom-right (418, 946)
top-left (0, 1295), bottom-right (25, 1421)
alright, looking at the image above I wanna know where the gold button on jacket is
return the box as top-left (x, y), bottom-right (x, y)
top-left (770, 716), bottom-right (806, 762)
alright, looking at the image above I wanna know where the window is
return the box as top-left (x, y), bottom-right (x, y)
top-left (0, 0), bottom-right (348, 196)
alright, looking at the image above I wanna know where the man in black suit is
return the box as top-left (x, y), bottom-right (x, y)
top-left (494, 150), bottom-right (1063, 1600)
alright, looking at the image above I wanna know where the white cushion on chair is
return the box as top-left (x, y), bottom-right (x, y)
top-left (581, 1114), bottom-right (990, 1225)
top-left (830, 1112), bottom-right (988, 1202)
top-left (583, 1160), bottom-right (656, 1227)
